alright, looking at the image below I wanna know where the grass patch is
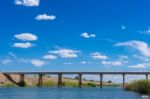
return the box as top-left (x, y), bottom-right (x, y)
top-left (82, 83), bottom-right (97, 87)
top-left (0, 83), bottom-right (18, 87)
top-left (125, 80), bottom-right (150, 95)
top-left (0, 81), bottom-right (29, 87)
top-left (42, 81), bottom-right (57, 87)
top-left (63, 81), bottom-right (78, 87)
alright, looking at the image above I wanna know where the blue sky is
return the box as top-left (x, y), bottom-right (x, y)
top-left (1, 0), bottom-right (150, 73)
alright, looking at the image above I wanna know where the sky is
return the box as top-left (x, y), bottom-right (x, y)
top-left (1, 0), bottom-right (150, 76)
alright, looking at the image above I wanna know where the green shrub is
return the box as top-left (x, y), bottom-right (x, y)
top-left (87, 83), bottom-right (97, 87)
top-left (82, 83), bottom-right (97, 87)
top-left (125, 80), bottom-right (150, 95)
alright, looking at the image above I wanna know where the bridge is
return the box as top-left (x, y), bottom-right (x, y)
top-left (1, 71), bottom-right (150, 88)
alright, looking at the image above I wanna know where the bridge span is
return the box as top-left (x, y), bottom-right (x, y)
top-left (1, 71), bottom-right (150, 88)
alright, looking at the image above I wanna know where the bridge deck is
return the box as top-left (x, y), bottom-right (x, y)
top-left (2, 71), bottom-right (150, 75)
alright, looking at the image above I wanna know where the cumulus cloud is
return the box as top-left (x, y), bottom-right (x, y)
top-left (13, 42), bottom-right (33, 48)
top-left (35, 14), bottom-right (56, 21)
top-left (2, 59), bottom-right (11, 65)
top-left (80, 32), bottom-right (96, 38)
top-left (128, 63), bottom-right (150, 69)
top-left (15, 0), bottom-right (39, 7)
top-left (49, 48), bottom-right (80, 58)
top-left (30, 59), bottom-right (46, 67)
top-left (91, 52), bottom-right (108, 60)
top-left (14, 33), bottom-right (37, 41)
top-left (101, 61), bottom-right (123, 66)
top-left (43, 55), bottom-right (57, 60)
top-left (115, 40), bottom-right (150, 57)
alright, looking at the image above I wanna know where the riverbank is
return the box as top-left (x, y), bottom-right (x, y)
top-left (125, 80), bottom-right (150, 95)
top-left (0, 73), bottom-right (120, 87)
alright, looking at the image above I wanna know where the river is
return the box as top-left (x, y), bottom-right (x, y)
top-left (0, 87), bottom-right (148, 99)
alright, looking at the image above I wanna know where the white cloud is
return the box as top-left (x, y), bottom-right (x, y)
top-left (43, 55), bottom-right (57, 60)
top-left (14, 33), bottom-right (37, 41)
top-left (80, 32), bottom-right (96, 38)
top-left (35, 14), bottom-right (56, 21)
top-left (128, 63), bottom-right (150, 69)
top-left (101, 61), bottom-right (123, 66)
top-left (15, 0), bottom-right (39, 7)
top-left (80, 61), bottom-right (91, 64)
top-left (13, 42), bottom-right (33, 48)
top-left (115, 40), bottom-right (150, 57)
top-left (49, 48), bottom-right (80, 58)
top-left (121, 25), bottom-right (126, 30)
top-left (30, 59), bottom-right (46, 67)
top-left (91, 52), bottom-right (108, 60)
top-left (2, 59), bottom-right (11, 65)
top-left (139, 27), bottom-right (150, 34)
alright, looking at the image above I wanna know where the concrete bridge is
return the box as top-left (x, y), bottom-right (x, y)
top-left (2, 71), bottom-right (150, 88)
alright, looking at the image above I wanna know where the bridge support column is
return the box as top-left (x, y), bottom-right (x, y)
top-left (38, 74), bottom-right (43, 86)
top-left (78, 74), bottom-right (82, 88)
top-left (146, 74), bottom-right (148, 80)
top-left (122, 74), bottom-right (125, 88)
top-left (100, 74), bottom-right (103, 88)
top-left (58, 73), bottom-right (62, 88)
top-left (19, 74), bottom-right (25, 87)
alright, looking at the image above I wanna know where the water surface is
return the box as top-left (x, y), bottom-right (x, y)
top-left (0, 87), bottom-right (147, 99)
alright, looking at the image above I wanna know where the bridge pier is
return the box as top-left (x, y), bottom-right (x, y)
top-left (38, 74), bottom-right (43, 86)
top-left (122, 74), bottom-right (125, 88)
top-left (146, 74), bottom-right (148, 80)
top-left (58, 73), bottom-right (62, 88)
top-left (19, 74), bottom-right (25, 86)
top-left (100, 74), bottom-right (103, 88)
top-left (78, 74), bottom-right (82, 88)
